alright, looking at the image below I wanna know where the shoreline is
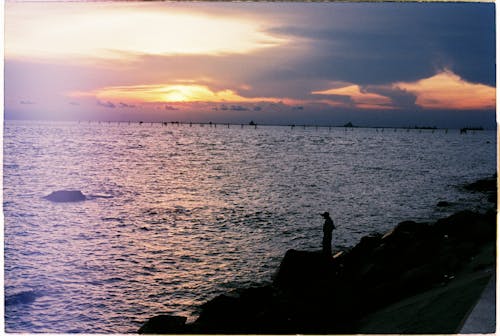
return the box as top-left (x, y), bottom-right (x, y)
top-left (139, 175), bottom-right (496, 334)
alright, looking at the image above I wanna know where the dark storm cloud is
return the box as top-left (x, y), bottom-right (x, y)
top-left (266, 3), bottom-right (495, 86)
top-left (309, 93), bottom-right (355, 106)
top-left (365, 85), bottom-right (419, 110)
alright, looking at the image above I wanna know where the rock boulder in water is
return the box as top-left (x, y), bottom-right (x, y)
top-left (44, 190), bottom-right (86, 202)
top-left (5, 290), bottom-right (41, 306)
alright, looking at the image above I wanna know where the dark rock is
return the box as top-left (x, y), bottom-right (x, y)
top-left (487, 192), bottom-right (497, 204)
top-left (437, 201), bottom-right (451, 207)
top-left (139, 176), bottom-right (496, 334)
top-left (44, 190), bottom-right (86, 202)
top-left (433, 210), bottom-right (495, 244)
top-left (392, 220), bottom-right (429, 237)
top-left (194, 294), bottom-right (243, 331)
top-left (138, 315), bottom-right (187, 334)
top-left (464, 175), bottom-right (497, 193)
top-left (463, 175), bottom-right (497, 205)
top-left (273, 249), bottom-right (336, 290)
top-left (351, 234), bottom-right (383, 256)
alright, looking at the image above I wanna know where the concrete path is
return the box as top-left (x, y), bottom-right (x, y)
top-left (460, 274), bottom-right (496, 334)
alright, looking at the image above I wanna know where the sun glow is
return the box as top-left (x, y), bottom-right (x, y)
top-left (69, 84), bottom-right (301, 105)
top-left (5, 2), bottom-right (286, 60)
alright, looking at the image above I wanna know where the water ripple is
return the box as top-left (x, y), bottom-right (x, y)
top-left (3, 121), bottom-right (496, 333)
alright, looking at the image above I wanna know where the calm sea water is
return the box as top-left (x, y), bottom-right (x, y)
top-left (3, 120), bottom-right (496, 333)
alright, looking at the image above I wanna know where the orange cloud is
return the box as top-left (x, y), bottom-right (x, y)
top-left (311, 84), bottom-right (393, 109)
top-left (69, 84), bottom-right (302, 105)
top-left (395, 70), bottom-right (495, 110)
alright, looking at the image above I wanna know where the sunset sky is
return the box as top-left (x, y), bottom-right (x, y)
top-left (4, 2), bottom-right (496, 128)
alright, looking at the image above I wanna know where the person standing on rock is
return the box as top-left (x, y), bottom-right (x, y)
top-left (321, 212), bottom-right (335, 256)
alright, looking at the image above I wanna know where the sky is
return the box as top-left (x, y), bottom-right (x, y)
top-left (4, 2), bottom-right (496, 128)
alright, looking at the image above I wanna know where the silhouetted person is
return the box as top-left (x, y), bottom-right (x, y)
top-left (321, 212), bottom-right (335, 256)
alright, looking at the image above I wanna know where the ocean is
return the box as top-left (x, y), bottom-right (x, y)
top-left (3, 120), bottom-right (496, 333)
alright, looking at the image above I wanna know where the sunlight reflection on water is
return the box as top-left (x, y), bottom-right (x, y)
top-left (3, 120), bottom-right (496, 332)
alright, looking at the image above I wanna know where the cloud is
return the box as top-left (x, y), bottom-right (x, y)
top-left (6, 2), bottom-right (286, 61)
top-left (164, 104), bottom-right (179, 110)
top-left (97, 100), bottom-right (116, 108)
top-left (73, 83), bottom-right (302, 106)
top-left (119, 102), bottom-right (135, 108)
top-left (265, 3), bottom-right (495, 86)
top-left (215, 104), bottom-right (252, 111)
top-left (20, 100), bottom-right (35, 104)
top-left (394, 70), bottom-right (495, 110)
top-left (229, 105), bottom-right (249, 111)
top-left (292, 106), bottom-right (304, 110)
top-left (69, 101), bottom-right (80, 106)
top-left (312, 85), bottom-right (393, 109)
top-left (364, 85), bottom-right (418, 110)
top-left (4, 2), bottom-right (495, 130)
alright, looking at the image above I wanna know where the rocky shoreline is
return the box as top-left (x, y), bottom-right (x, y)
top-left (139, 175), bottom-right (496, 334)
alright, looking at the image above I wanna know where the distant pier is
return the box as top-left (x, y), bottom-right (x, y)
top-left (78, 121), bottom-right (486, 134)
